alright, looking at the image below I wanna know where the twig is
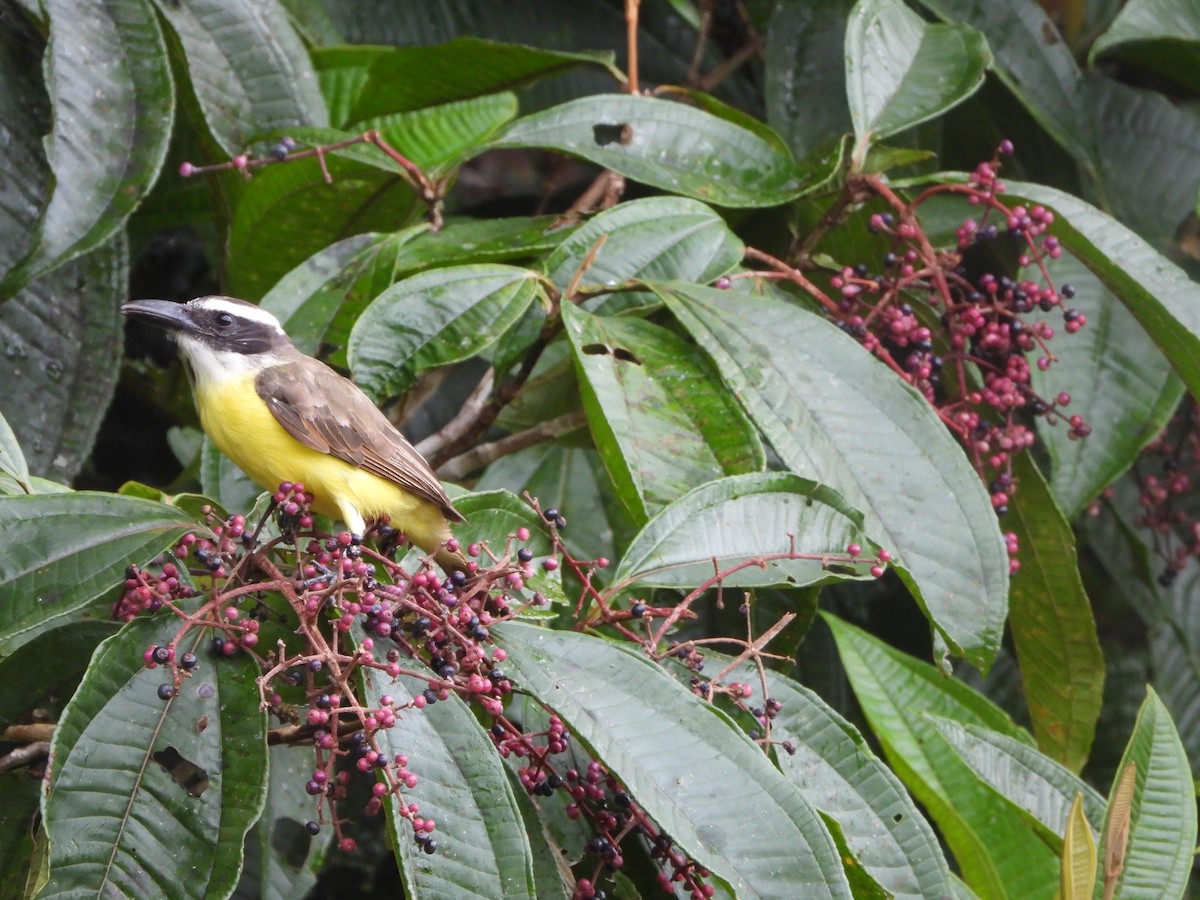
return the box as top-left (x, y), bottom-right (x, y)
top-left (695, 34), bottom-right (765, 94)
top-left (439, 412), bottom-right (587, 480)
top-left (0, 742), bottom-right (49, 772)
top-left (416, 368), bottom-right (495, 461)
top-left (561, 170), bottom-right (626, 221)
top-left (625, 0), bottom-right (641, 94)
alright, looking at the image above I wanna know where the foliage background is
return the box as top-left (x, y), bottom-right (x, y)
top-left (2, 0), bottom-right (1200, 898)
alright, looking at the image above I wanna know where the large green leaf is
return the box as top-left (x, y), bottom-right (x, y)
top-left (1089, 0), bottom-right (1200, 94)
top-left (346, 92), bottom-right (520, 179)
top-left (1082, 76), bottom-right (1200, 245)
top-left (658, 282), bottom-right (1008, 668)
top-left (1027, 251), bottom-right (1182, 519)
top-left (475, 442), bottom-right (629, 567)
top-left (0, 237), bottom-right (128, 483)
top-left (41, 613), bottom-right (268, 897)
top-left (845, 0), bottom-right (990, 154)
top-left (493, 94), bottom-right (809, 207)
top-left (929, 718), bottom-right (1106, 850)
top-left (226, 153), bottom-right (419, 301)
top-left (701, 651), bottom-right (956, 899)
top-left (561, 304), bottom-right (762, 522)
top-left (314, 38), bottom-right (618, 125)
top-left (765, 0), bottom-right (856, 161)
top-left (2, 0), bottom-right (171, 294)
top-left (1005, 456), bottom-right (1104, 773)
top-left (613, 472), bottom-right (874, 590)
top-left (1151, 584), bottom-right (1200, 778)
top-left (1094, 689), bottom-right (1196, 900)
top-left (152, 0), bottom-right (327, 156)
top-left (348, 264), bottom-right (542, 401)
top-left (356, 652), bottom-right (537, 899)
top-left (1006, 180), bottom-right (1200, 402)
top-left (909, 0), bottom-right (1091, 169)
top-left (0, 4), bottom-right (49, 286)
top-left (0, 773), bottom-right (40, 894)
top-left (492, 623), bottom-right (852, 899)
top-left (0, 493), bottom-right (196, 651)
top-left (824, 614), bottom-right (1060, 898)
top-left (544, 197), bottom-right (744, 294)
top-left (0, 620), bottom-right (119, 729)
top-left (235, 744), bottom-right (330, 900)
top-left (262, 216), bottom-right (571, 360)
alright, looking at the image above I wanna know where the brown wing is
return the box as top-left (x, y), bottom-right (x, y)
top-left (256, 359), bottom-right (464, 522)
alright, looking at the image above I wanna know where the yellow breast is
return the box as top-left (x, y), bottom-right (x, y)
top-left (193, 374), bottom-right (450, 550)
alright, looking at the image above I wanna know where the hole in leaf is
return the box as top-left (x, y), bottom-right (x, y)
top-left (893, 813), bottom-right (904, 823)
top-left (153, 746), bottom-right (210, 797)
top-left (612, 348), bottom-right (642, 364)
top-left (593, 122), bottom-right (633, 146)
top-left (272, 818), bottom-right (314, 869)
top-left (582, 343), bottom-right (610, 356)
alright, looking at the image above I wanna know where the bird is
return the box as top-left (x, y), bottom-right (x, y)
top-left (121, 295), bottom-right (468, 571)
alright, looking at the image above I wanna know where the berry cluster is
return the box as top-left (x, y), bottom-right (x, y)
top-left (819, 144), bottom-right (1090, 573)
top-left (116, 486), bottom-right (878, 893)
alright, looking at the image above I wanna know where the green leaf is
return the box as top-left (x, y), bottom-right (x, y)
top-left (226, 153), bottom-right (419, 301)
top-left (909, 0), bottom-right (1091, 169)
top-left (199, 438), bottom-right (262, 519)
top-left (1082, 76), bottom-right (1200, 245)
top-left (765, 0), bottom-right (856, 161)
top-left (544, 196), bottom-right (743, 297)
top-left (475, 443), bottom-right (628, 567)
top-left (1089, 0), bottom-right (1200, 94)
top-left (658, 281), bottom-right (1008, 668)
top-left (240, 745), bottom-right (331, 900)
top-left (348, 264), bottom-right (542, 401)
top-left (824, 613), bottom-right (1060, 898)
top-left (0, 774), bottom-right (40, 893)
top-left (614, 472), bottom-right (874, 590)
top-left (0, 493), bottom-right (196, 650)
top-left (493, 94), bottom-right (809, 207)
top-left (845, 0), bottom-right (990, 155)
top-left (1027, 251), bottom-right (1182, 519)
top-left (0, 237), bottom-right (128, 483)
top-left (1005, 455), bottom-right (1104, 773)
top-left (41, 614), bottom-right (268, 898)
top-left (262, 217), bottom-right (571, 360)
top-left (928, 717), bottom-right (1106, 850)
top-left (3, 0), bottom-right (171, 292)
top-left (1006, 180), bottom-right (1200, 403)
top-left (356, 653), bottom-right (537, 899)
top-left (1149, 562), bottom-right (1200, 777)
top-left (323, 37), bottom-right (619, 124)
top-left (0, 6), bottom-right (50, 286)
top-left (492, 623), bottom-right (852, 899)
top-left (1061, 794), bottom-right (1097, 900)
top-left (1095, 689), bottom-right (1197, 899)
top-left (152, 0), bottom-right (327, 156)
top-left (0, 620), bottom-right (118, 728)
top-left (561, 304), bottom-right (763, 522)
top-left (701, 651), bottom-right (956, 899)
top-left (353, 92), bottom-right (520, 179)
top-left (0, 412), bottom-right (29, 493)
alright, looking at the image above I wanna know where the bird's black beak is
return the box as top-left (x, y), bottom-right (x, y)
top-left (121, 299), bottom-right (194, 335)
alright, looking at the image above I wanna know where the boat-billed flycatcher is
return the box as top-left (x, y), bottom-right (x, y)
top-left (122, 296), bottom-right (468, 571)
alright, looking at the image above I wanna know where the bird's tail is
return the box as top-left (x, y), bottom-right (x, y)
top-left (433, 544), bottom-right (470, 574)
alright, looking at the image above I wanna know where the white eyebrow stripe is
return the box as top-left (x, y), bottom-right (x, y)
top-left (190, 296), bottom-right (284, 330)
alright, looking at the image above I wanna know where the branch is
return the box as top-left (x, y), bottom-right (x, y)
top-left (439, 411), bottom-right (587, 480)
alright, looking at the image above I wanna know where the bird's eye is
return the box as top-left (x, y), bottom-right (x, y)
top-left (215, 312), bottom-right (234, 328)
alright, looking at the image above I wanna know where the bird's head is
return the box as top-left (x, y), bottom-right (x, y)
top-left (121, 296), bottom-right (297, 386)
